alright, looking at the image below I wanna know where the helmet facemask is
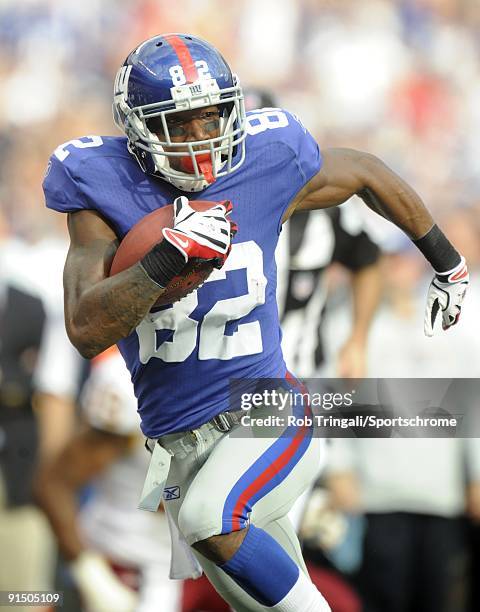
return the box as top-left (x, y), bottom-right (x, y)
top-left (114, 72), bottom-right (247, 192)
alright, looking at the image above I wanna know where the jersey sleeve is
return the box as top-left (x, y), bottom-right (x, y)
top-left (248, 109), bottom-right (322, 233)
top-left (278, 111), bottom-right (322, 232)
top-left (80, 350), bottom-right (140, 436)
top-left (42, 151), bottom-right (90, 213)
top-left (281, 110), bottom-right (322, 188)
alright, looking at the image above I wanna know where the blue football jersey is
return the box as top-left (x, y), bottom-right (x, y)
top-left (43, 109), bottom-right (322, 437)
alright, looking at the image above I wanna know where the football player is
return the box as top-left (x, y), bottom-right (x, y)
top-left (43, 35), bottom-right (468, 612)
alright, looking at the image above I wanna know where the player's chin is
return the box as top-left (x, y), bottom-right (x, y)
top-left (167, 159), bottom-right (181, 171)
top-left (169, 158), bottom-right (194, 173)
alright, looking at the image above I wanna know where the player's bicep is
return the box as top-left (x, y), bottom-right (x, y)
top-left (284, 148), bottom-right (375, 221)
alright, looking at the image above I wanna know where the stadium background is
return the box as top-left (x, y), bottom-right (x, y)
top-left (0, 1), bottom-right (480, 611)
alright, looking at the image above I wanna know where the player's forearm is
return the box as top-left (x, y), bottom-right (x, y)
top-left (349, 263), bottom-right (382, 344)
top-left (34, 393), bottom-right (76, 461)
top-left (67, 264), bottom-right (163, 359)
top-left (357, 159), bottom-right (463, 274)
top-left (356, 154), bottom-right (434, 240)
top-left (34, 470), bottom-right (85, 561)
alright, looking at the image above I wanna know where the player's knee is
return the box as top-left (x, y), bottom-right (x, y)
top-left (192, 530), bottom-right (248, 565)
top-left (178, 496), bottom-right (249, 563)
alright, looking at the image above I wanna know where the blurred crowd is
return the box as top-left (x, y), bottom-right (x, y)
top-left (1, 0), bottom-right (480, 611)
top-left (1, 0), bottom-right (480, 240)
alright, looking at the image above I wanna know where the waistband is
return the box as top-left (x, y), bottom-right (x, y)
top-left (145, 408), bottom-right (245, 457)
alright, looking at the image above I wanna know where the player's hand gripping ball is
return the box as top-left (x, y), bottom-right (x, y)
top-left (109, 197), bottom-right (237, 305)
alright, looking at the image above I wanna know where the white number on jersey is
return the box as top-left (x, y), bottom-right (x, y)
top-left (137, 292), bottom-right (199, 364)
top-left (54, 136), bottom-right (104, 162)
top-left (136, 241), bottom-right (266, 363)
top-left (199, 241), bottom-right (265, 359)
top-left (169, 60), bottom-right (212, 86)
top-left (246, 109), bottom-right (289, 136)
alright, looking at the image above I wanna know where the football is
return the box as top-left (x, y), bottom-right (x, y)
top-left (109, 200), bottom-right (220, 306)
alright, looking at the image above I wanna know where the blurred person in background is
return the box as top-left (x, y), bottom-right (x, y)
top-left (0, 212), bottom-right (54, 609)
top-left (324, 430), bottom-right (480, 612)
top-left (241, 88), bottom-right (383, 380)
top-left (318, 211), bottom-right (480, 612)
top-left (441, 208), bottom-right (480, 612)
top-left (35, 343), bottom-right (180, 612)
top-left (366, 209), bottom-right (480, 379)
top-left (467, 405), bottom-right (480, 612)
top-left (321, 207), bottom-right (480, 378)
top-left (278, 202), bottom-right (381, 380)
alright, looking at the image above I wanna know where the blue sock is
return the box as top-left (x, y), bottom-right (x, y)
top-left (220, 525), bottom-right (300, 607)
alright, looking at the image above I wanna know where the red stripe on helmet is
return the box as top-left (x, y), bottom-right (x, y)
top-left (164, 35), bottom-right (199, 83)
